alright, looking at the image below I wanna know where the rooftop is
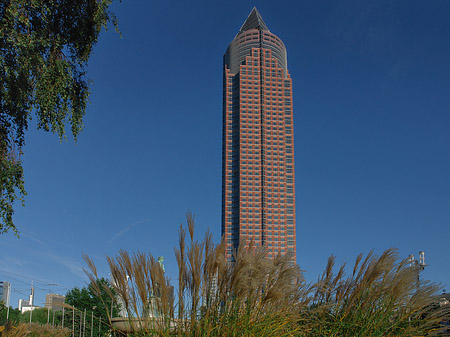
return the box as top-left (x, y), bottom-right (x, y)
top-left (238, 7), bottom-right (269, 34)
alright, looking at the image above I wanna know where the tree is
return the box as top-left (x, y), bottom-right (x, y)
top-left (0, 301), bottom-right (20, 324)
top-left (65, 278), bottom-right (120, 334)
top-left (0, 0), bottom-right (119, 234)
top-left (18, 307), bottom-right (49, 324)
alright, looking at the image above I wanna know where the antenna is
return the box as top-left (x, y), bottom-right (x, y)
top-left (30, 280), bottom-right (35, 306)
top-left (408, 254), bottom-right (415, 267)
top-left (419, 251), bottom-right (426, 267)
top-left (409, 251), bottom-right (428, 288)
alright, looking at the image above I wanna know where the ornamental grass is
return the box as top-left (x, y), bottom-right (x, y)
top-left (83, 212), bottom-right (450, 336)
top-left (0, 323), bottom-right (70, 337)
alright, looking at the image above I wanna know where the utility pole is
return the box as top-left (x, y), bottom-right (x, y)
top-left (83, 309), bottom-right (86, 337)
top-left (29, 281), bottom-right (35, 326)
top-left (79, 311), bottom-right (82, 337)
top-left (6, 282), bottom-right (11, 320)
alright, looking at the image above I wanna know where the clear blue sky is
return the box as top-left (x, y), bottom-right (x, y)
top-left (1, 0), bottom-right (449, 308)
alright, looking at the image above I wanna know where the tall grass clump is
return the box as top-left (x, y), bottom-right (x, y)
top-left (304, 249), bottom-right (450, 336)
top-left (0, 323), bottom-right (70, 337)
top-left (84, 212), bottom-right (304, 336)
top-left (83, 212), bottom-right (449, 336)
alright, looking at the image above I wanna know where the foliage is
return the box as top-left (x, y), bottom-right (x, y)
top-left (18, 308), bottom-right (49, 325)
top-left (65, 277), bottom-right (120, 335)
top-left (83, 213), bottom-right (450, 336)
top-left (0, 302), bottom-right (20, 325)
top-left (1, 305), bottom-right (63, 327)
top-left (0, 0), bottom-right (119, 234)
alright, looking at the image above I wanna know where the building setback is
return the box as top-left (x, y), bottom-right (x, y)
top-left (222, 8), bottom-right (297, 262)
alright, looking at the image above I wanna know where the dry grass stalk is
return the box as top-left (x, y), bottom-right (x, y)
top-left (83, 213), bottom-right (449, 336)
top-left (306, 248), bottom-right (450, 336)
top-left (1, 323), bottom-right (70, 337)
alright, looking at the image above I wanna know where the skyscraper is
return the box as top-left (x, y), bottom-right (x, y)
top-left (0, 281), bottom-right (11, 307)
top-left (222, 8), bottom-right (296, 262)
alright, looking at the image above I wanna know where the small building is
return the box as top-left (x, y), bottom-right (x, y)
top-left (18, 299), bottom-right (38, 313)
top-left (18, 285), bottom-right (37, 313)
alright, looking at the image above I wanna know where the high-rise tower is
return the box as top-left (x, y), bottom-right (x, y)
top-left (222, 8), bottom-right (296, 262)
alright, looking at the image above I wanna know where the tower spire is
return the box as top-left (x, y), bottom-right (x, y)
top-left (238, 7), bottom-right (269, 34)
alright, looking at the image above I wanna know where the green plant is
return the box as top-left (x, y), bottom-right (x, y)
top-left (18, 308), bottom-right (48, 325)
top-left (0, 0), bottom-right (119, 234)
top-left (65, 277), bottom-right (119, 335)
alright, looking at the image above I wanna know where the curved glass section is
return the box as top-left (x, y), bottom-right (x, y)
top-left (224, 29), bottom-right (287, 76)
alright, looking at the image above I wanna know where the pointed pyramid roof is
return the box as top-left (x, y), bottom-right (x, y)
top-left (238, 7), bottom-right (269, 34)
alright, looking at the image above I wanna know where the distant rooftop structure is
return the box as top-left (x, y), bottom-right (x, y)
top-left (45, 294), bottom-right (65, 311)
top-left (238, 7), bottom-right (269, 35)
top-left (18, 282), bottom-right (37, 313)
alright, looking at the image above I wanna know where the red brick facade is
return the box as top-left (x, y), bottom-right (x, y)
top-left (222, 9), bottom-right (296, 263)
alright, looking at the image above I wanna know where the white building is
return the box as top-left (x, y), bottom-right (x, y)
top-left (18, 285), bottom-right (38, 313)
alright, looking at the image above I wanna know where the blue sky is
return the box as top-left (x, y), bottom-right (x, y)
top-left (1, 0), bottom-right (449, 307)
